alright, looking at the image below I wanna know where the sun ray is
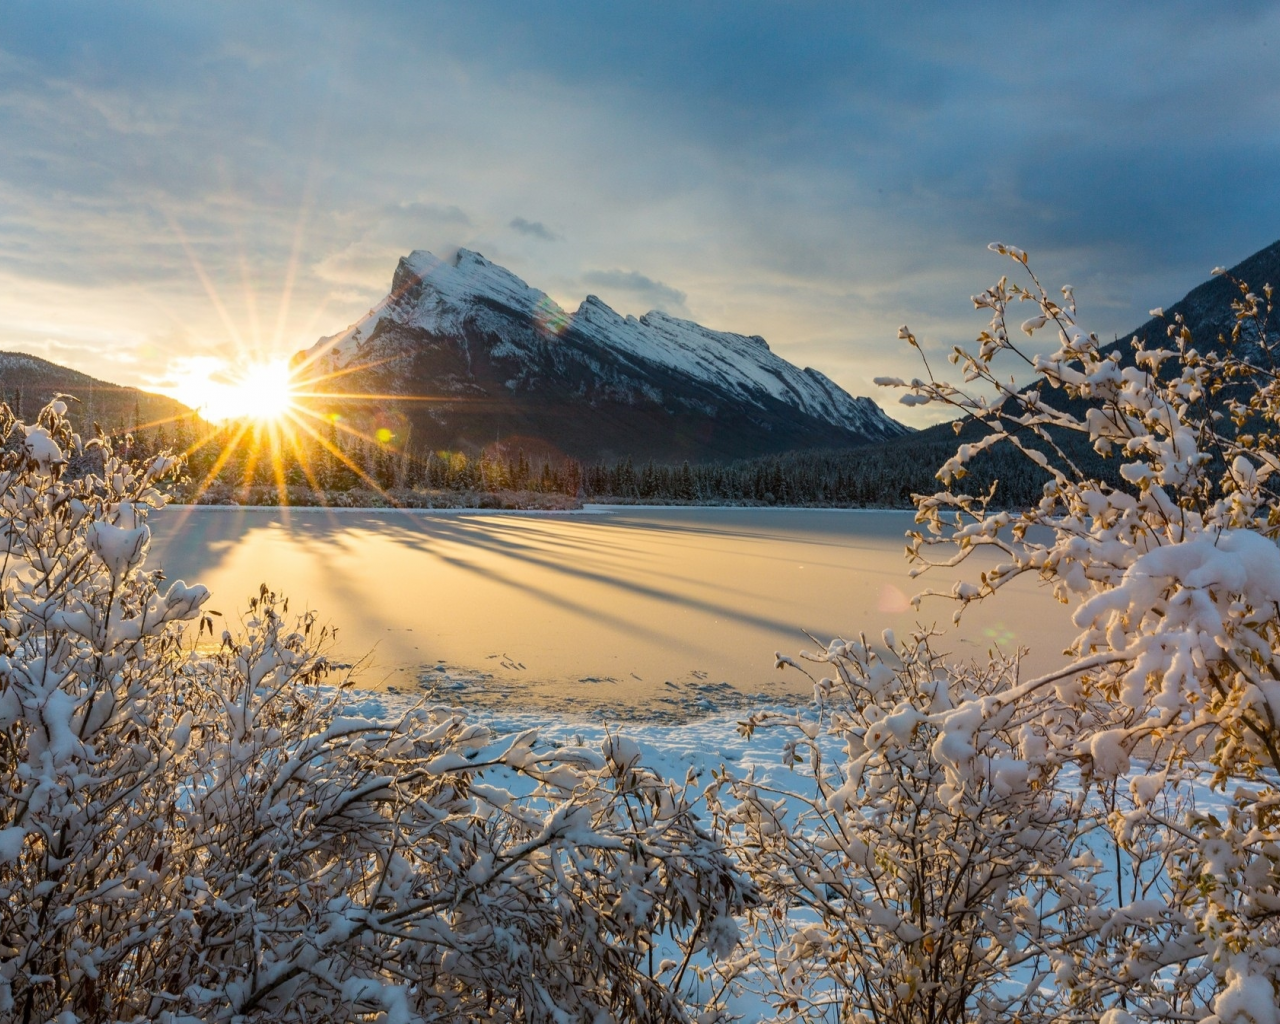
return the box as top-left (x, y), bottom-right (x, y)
top-left (281, 415), bottom-right (331, 506)
top-left (290, 292), bottom-right (344, 356)
top-left (239, 427), bottom-right (265, 494)
top-left (177, 424), bottom-right (230, 461)
top-left (188, 420), bottom-right (254, 499)
top-left (270, 178), bottom-right (316, 353)
top-left (268, 420), bottom-right (290, 510)
top-left (289, 402), bottom-right (400, 451)
top-left (236, 239), bottom-right (264, 350)
top-left (125, 411), bottom-right (206, 435)
top-left (291, 391), bottom-right (455, 403)
top-left (289, 413), bottom-right (399, 503)
top-left (285, 313), bottom-right (409, 378)
top-left (164, 212), bottom-right (248, 352)
top-left (287, 353), bottom-right (401, 388)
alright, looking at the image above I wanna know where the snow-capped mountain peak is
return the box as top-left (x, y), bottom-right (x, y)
top-left (304, 250), bottom-right (908, 460)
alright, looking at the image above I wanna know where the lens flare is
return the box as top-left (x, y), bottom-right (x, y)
top-left (534, 295), bottom-right (571, 336)
top-left (165, 357), bottom-right (297, 423)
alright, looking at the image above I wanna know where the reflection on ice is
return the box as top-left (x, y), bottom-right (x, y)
top-left (147, 506), bottom-right (1076, 719)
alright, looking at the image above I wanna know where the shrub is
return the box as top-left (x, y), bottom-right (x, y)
top-left (880, 246), bottom-right (1280, 1021)
top-left (0, 401), bottom-right (753, 1023)
top-left (713, 631), bottom-right (1100, 1024)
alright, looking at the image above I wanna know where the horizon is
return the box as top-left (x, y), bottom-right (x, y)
top-left (3, 2), bottom-right (1280, 427)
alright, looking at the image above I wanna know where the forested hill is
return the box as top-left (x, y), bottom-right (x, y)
top-left (848, 236), bottom-right (1280, 506)
top-left (0, 351), bottom-right (194, 436)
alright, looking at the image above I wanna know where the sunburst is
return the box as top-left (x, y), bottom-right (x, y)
top-left (164, 354), bottom-right (430, 507)
top-left (132, 202), bottom-right (475, 513)
top-left (165, 357), bottom-right (298, 423)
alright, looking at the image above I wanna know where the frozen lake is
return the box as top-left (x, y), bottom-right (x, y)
top-left (147, 505), bottom-right (1077, 719)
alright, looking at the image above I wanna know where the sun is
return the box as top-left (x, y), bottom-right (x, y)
top-left (165, 356), bottom-right (298, 423)
top-left (154, 332), bottom-right (428, 508)
top-left (225, 360), bottom-right (297, 422)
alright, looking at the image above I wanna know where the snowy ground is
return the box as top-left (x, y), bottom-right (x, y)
top-left (351, 687), bottom-right (793, 784)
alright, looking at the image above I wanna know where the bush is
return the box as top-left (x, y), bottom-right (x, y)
top-left (879, 246), bottom-right (1280, 1021)
top-left (713, 632), bottom-right (1100, 1024)
top-left (0, 401), bottom-right (753, 1023)
top-left (713, 247), bottom-right (1280, 1023)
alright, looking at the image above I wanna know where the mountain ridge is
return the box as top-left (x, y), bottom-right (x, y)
top-left (302, 249), bottom-right (909, 463)
top-left (871, 236), bottom-right (1280, 491)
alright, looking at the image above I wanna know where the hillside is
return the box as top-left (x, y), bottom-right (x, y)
top-left (0, 351), bottom-right (196, 437)
top-left (863, 237), bottom-right (1280, 502)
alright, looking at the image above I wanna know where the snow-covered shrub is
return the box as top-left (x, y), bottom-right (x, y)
top-left (0, 401), bottom-right (753, 1023)
top-left (713, 630), bottom-right (1103, 1024)
top-left (882, 247), bottom-right (1280, 1020)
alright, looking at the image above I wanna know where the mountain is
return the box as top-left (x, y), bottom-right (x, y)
top-left (0, 352), bottom-right (195, 436)
top-left (300, 249), bottom-right (909, 462)
top-left (865, 236), bottom-right (1280, 501)
top-left (1107, 238), bottom-right (1280, 356)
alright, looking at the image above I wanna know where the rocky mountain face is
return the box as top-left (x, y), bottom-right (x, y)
top-left (0, 352), bottom-right (193, 436)
top-left (1116, 238), bottom-right (1280, 356)
top-left (879, 236), bottom-right (1280, 463)
top-left (300, 249), bottom-right (909, 462)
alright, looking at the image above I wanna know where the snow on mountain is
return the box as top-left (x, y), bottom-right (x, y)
top-left (304, 249), bottom-right (907, 460)
top-left (316, 250), bottom-right (550, 356)
top-left (312, 249), bottom-right (904, 439)
top-left (569, 299), bottom-right (892, 437)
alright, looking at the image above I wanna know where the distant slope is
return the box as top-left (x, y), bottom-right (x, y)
top-left (1110, 238), bottom-right (1280, 356)
top-left (870, 236), bottom-right (1280, 499)
top-left (0, 351), bottom-right (195, 435)
top-left (299, 249), bottom-right (909, 463)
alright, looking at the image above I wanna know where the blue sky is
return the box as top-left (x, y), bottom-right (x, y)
top-left (2, 1), bottom-right (1278, 423)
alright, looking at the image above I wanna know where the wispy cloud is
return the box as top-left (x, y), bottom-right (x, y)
top-left (510, 216), bottom-right (557, 241)
top-left (1, 2), bottom-right (1279, 421)
top-left (582, 269), bottom-right (687, 314)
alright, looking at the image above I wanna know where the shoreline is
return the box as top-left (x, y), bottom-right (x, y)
top-left (161, 502), bottom-right (921, 515)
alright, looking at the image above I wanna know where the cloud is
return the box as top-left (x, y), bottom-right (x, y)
top-left (313, 203), bottom-right (476, 289)
top-left (582, 269), bottom-right (687, 314)
top-left (509, 217), bottom-right (557, 241)
top-left (2, 2), bottom-right (1280, 424)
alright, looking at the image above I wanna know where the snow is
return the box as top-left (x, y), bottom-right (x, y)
top-left (21, 424), bottom-right (65, 471)
top-left (1209, 965), bottom-right (1280, 1024)
top-left (0, 826), bottom-right (25, 864)
top-left (340, 691), bottom-right (793, 1020)
top-left (86, 503), bottom-right (151, 582)
top-left (350, 689), bottom-right (777, 776)
top-left (305, 248), bottom-right (906, 438)
top-left (1089, 729), bottom-right (1131, 778)
top-left (340, 685), bottom-right (1225, 1022)
top-left (308, 249), bottom-right (554, 363)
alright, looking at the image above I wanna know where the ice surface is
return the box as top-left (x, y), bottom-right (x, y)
top-left (148, 506), bottom-right (1075, 715)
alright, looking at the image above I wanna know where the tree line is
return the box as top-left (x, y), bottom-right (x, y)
top-left (112, 411), bottom-right (1097, 508)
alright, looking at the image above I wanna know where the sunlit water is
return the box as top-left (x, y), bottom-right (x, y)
top-left (147, 506), bottom-right (1078, 720)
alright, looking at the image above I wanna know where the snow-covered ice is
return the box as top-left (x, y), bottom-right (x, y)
top-left (147, 505), bottom-right (1077, 710)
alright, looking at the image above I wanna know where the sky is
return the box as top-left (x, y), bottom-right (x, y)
top-left (2, 1), bottom-right (1279, 425)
